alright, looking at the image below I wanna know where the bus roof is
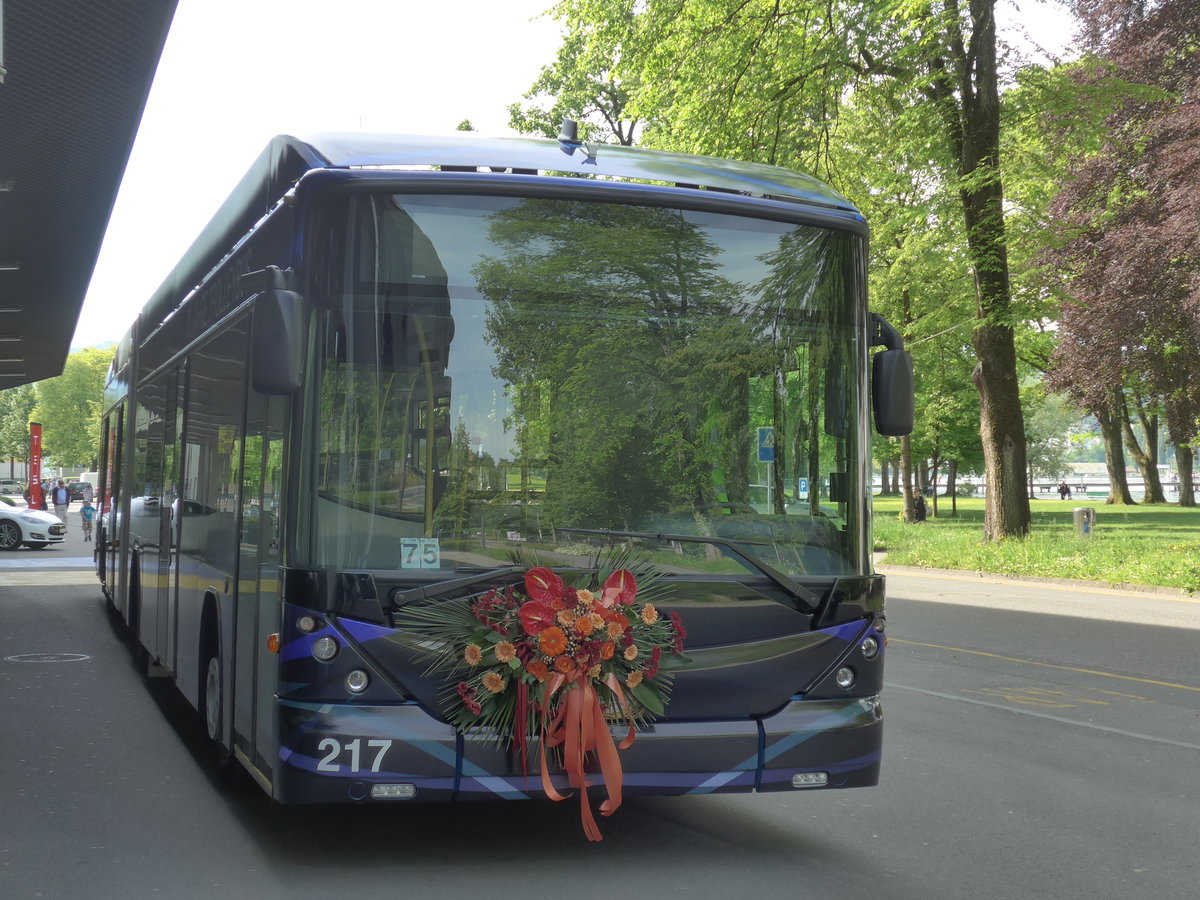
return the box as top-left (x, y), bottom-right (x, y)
top-left (301, 131), bottom-right (859, 213)
top-left (137, 132), bottom-right (861, 340)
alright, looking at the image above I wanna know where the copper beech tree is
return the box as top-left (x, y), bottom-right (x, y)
top-left (1046, 0), bottom-right (1200, 505)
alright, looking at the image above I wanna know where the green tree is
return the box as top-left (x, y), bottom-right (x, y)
top-left (508, 4), bottom-right (641, 144)
top-left (526, 0), bottom-right (1040, 539)
top-left (1023, 382), bottom-right (1081, 490)
top-left (1044, 0), bottom-right (1200, 507)
top-left (30, 347), bottom-right (113, 468)
top-left (0, 383), bottom-right (38, 476)
top-left (909, 335), bottom-right (983, 516)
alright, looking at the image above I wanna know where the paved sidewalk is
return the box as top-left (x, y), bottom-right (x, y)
top-left (0, 497), bottom-right (98, 584)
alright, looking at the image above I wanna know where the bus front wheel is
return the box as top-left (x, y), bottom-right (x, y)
top-left (204, 655), bottom-right (222, 745)
top-left (200, 647), bottom-right (248, 788)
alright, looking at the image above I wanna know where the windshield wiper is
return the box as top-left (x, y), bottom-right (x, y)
top-left (557, 528), bottom-right (822, 613)
top-left (390, 566), bottom-right (525, 606)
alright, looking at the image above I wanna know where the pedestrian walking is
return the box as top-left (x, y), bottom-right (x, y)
top-left (80, 498), bottom-right (96, 541)
top-left (51, 479), bottom-right (71, 526)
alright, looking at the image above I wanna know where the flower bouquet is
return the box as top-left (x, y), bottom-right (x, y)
top-left (396, 563), bottom-right (688, 840)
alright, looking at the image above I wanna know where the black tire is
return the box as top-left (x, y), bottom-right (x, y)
top-left (0, 520), bottom-right (21, 550)
top-left (127, 566), bottom-right (150, 674)
top-left (200, 647), bottom-right (249, 788)
top-left (97, 528), bottom-right (107, 582)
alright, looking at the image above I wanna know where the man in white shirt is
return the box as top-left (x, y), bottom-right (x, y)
top-left (51, 480), bottom-right (71, 526)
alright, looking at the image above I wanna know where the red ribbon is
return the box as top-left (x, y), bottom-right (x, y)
top-left (536, 671), bottom-right (637, 841)
top-left (515, 679), bottom-right (529, 781)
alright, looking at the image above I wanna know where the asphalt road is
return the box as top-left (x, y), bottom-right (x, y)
top-left (2, 528), bottom-right (1197, 899)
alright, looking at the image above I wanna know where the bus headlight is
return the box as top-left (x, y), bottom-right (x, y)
top-left (345, 670), bottom-right (369, 693)
top-left (312, 636), bottom-right (339, 661)
top-left (835, 666), bottom-right (856, 689)
top-left (860, 636), bottom-right (880, 660)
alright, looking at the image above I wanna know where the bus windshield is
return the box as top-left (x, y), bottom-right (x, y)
top-left (308, 192), bottom-right (869, 578)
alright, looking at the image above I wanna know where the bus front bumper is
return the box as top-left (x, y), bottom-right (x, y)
top-left (273, 695), bottom-right (882, 804)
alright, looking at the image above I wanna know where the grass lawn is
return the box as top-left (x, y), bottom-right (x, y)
top-left (872, 496), bottom-right (1200, 594)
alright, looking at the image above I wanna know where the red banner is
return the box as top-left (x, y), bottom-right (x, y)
top-left (28, 422), bottom-right (44, 510)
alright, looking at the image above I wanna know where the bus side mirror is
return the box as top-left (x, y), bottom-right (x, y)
top-left (249, 268), bottom-right (306, 395)
top-left (870, 314), bottom-right (914, 437)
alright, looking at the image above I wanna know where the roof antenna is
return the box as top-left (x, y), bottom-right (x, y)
top-left (558, 118), bottom-right (581, 146)
top-left (557, 117), bottom-right (597, 163)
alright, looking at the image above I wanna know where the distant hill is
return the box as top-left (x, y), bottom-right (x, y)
top-left (70, 341), bottom-right (118, 353)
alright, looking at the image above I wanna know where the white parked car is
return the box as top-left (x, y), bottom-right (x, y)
top-left (0, 508), bottom-right (67, 550)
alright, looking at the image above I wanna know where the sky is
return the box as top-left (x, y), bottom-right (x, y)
top-left (73, 0), bottom-right (1077, 349)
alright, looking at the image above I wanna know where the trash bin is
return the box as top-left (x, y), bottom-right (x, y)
top-left (1073, 507), bottom-right (1095, 537)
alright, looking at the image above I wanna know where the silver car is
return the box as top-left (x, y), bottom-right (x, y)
top-left (0, 508), bottom-right (67, 550)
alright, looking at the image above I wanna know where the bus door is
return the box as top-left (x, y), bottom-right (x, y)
top-left (130, 389), bottom-right (165, 658)
top-left (98, 409), bottom-right (124, 603)
top-left (155, 365), bottom-right (186, 674)
top-left (234, 387), bottom-right (287, 780)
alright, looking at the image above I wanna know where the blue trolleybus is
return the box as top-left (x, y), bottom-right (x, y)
top-left (96, 129), bottom-right (913, 805)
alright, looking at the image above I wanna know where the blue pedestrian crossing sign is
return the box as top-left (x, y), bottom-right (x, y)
top-left (757, 427), bottom-right (775, 463)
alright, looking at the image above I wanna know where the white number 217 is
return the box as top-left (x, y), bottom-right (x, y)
top-left (316, 738), bottom-right (392, 773)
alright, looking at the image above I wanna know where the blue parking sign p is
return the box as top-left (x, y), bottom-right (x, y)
top-left (757, 427), bottom-right (775, 463)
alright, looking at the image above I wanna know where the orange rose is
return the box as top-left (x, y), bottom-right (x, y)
top-left (574, 615), bottom-right (595, 636)
top-left (554, 655), bottom-right (576, 674)
top-left (482, 671), bottom-right (506, 694)
top-left (539, 626), bottom-right (568, 656)
top-left (600, 641), bottom-right (615, 660)
top-left (526, 660), bottom-right (549, 680)
top-left (464, 644), bottom-right (483, 666)
top-left (495, 641), bottom-right (516, 663)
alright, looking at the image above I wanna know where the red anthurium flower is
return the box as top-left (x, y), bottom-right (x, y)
top-left (600, 569), bottom-right (637, 607)
top-left (519, 600), bottom-right (557, 635)
top-left (524, 567), bottom-right (564, 604)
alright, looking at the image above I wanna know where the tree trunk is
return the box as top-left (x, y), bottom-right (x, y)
top-left (1097, 399), bottom-right (1136, 504)
top-left (879, 456), bottom-right (890, 496)
top-left (929, 454), bottom-right (940, 518)
top-left (1121, 392), bottom-right (1165, 502)
top-left (1176, 445), bottom-right (1195, 507)
top-left (901, 435), bottom-right (915, 522)
top-left (972, 336), bottom-right (1031, 538)
top-left (937, 0), bottom-right (1031, 540)
top-left (772, 367), bottom-right (787, 515)
top-left (946, 458), bottom-right (959, 516)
